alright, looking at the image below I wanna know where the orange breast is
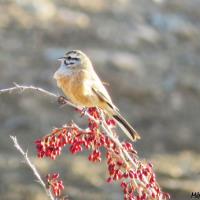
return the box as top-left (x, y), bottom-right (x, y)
top-left (56, 71), bottom-right (102, 107)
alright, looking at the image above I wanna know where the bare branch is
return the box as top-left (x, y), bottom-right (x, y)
top-left (10, 136), bottom-right (55, 200)
top-left (0, 83), bottom-right (76, 108)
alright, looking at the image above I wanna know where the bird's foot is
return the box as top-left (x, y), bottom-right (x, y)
top-left (57, 96), bottom-right (68, 105)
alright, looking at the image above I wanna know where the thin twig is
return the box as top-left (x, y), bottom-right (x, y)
top-left (10, 135), bottom-right (55, 200)
top-left (0, 83), bottom-right (76, 108)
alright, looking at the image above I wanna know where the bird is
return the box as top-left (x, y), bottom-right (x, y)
top-left (53, 50), bottom-right (140, 141)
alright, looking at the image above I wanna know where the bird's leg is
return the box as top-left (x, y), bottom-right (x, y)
top-left (57, 95), bottom-right (68, 105)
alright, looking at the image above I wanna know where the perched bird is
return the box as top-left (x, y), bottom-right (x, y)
top-left (53, 50), bottom-right (140, 141)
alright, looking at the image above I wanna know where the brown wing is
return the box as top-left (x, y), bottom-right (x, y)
top-left (92, 86), bottom-right (140, 141)
top-left (90, 72), bottom-right (140, 141)
top-left (92, 86), bottom-right (118, 112)
top-left (86, 68), bottom-right (119, 112)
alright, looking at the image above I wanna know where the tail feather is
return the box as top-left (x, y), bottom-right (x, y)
top-left (113, 114), bottom-right (140, 141)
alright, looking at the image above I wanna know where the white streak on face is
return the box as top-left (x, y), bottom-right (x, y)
top-left (53, 60), bottom-right (73, 79)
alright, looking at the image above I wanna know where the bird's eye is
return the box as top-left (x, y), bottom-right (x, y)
top-left (64, 59), bottom-right (68, 65)
top-left (67, 56), bottom-right (72, 60)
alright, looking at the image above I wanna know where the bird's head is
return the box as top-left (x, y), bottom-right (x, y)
top-left (53, 50), bottom-right (92, 79)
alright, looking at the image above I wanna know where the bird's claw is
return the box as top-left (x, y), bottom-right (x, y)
top-left (57, 96), bottom-right (68, 105)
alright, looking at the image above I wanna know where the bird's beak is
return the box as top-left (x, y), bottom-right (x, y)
top-left (57, 57), bottom-right (64, 61)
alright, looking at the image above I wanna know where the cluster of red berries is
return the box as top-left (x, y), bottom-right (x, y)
top-left (46, 173), bottom-right (64, 197)
top-left (36, 107), bottom-right (170, 200)
top-left (106, 140), bottom-right (170, 200)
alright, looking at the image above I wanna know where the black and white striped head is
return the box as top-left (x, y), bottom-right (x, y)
top-left (54, 50), bottom-right (92, 79)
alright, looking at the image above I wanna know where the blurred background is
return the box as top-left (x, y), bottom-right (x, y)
top-left (0, 0), bottom-right (200, 199)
